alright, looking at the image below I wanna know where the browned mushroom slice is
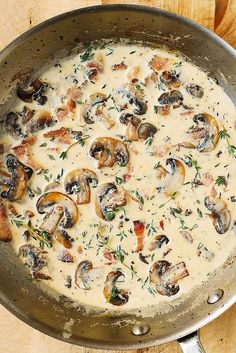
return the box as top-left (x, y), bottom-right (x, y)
top-left (36, 192), bottom-right (79, 234)
top-left (160, 70), bottom-right (181, 89)
top-left (158, 90), bottom-right (183, 107)
top-left (18, 244), bottom-right (46, 271)
top-left (149, 55), bottom-right (170, 71)
top-left (54, 228), bottom-right (73, 249)
top-left (20, 106), bottom-right (34, 124)
top-left (81, 93), bottom-right (107, 124)
top-left (138, 123), bottom-right (157, 140)
top-left (104, 271), bottom-right (129, 306)
top-left (186, 84), bottom-right (204, 98)
top-left (0, 154), bottom-right (32, 201)
top-left (149, 260), bottom-right (189, 296)
top-left (17, 79), bottom-right (48, 105)
top-left (0, 200), bottom-right (12, 241)
top-left (119, 82), bottom-right (147, 115)
top-left (156, 158), bottom-right (185, 196)
top-left (75, 260), bottom-right (93, 290)
top-left (64, 168), bottom-right (98, 204)
top-left (95, 183), bottom-right (127, 221)
top-left (26, 110), bottom-right (55, 133)
top-left (185, 113), bottom-right (219, 152)
top-left (89, 137), bottom-right (129, 168)
top-left (204, 196), bottom-right (231, 234)
top-left (4, 112), bottom-right (26, 139)
top-left (149, 235), bottom-right (169, 251)
top-left (119, 113), bottom-right (141, 141)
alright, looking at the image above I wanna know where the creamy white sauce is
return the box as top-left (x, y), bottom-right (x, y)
top-left (1, 41), bottom-right (236, 311)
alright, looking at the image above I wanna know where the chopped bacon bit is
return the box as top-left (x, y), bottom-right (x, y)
top-left (201, 172), bottom-right (214, 186)
top-left (22, 135), bottom-right (37, 145)
top-left (0, 144), bottom-right (4, 154)
top-left (7, 203), bottom-right (18, 216)
top-left (66, 87), bottom-right (82, 101)
top-left (122, 174), bottom-right (132, 183)
top-left (180, 111), bottom-right (193, 116)
top-left (12, 143), bottom-right (43, 174)
top-left (25, 210), bottom-right (35, 218)
top-left (32, 272), bottom-right (52, 280)
top-left (153, 144), bottom-right (172, 157)
top-left (149, 55), bottom-right (169, 71)
top-left (159, 220), bottom-right (164, 230)
top-left (0, 200), bottom-right (12, 241)
top-left (56, 107), bottom-right (69, 121)
top-left (103, 249), bottom-right (116, 265)
top-left (77, 246), bottom-right (83, 254)
top-left (133, 220), bottom-right (145, 252)
top-left (112, 62), bottom-right (127, 71)
top-left (66, 99), bottom-right (76, 113)
top-left (154, 105), bottom-right (170, 116)
top-left (21, 106), bottom-right (34, 124)
top-left (43, 127), bottom-right (71, 145)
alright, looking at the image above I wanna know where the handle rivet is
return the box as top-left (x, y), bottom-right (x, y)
top-left (131, 324), bottom-right (150, 336)
top-left (207, 289), bottom-right (224, 304)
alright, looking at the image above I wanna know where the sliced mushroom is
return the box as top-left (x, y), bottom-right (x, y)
top-left (17, 79), bottom-right (48, 105)
top-left (185, 113), bottom-right (219, 152)
top-left (150, 260), bottom-right (189, 296)
top-left (18, 244), bottom-right (46, 271)
top-left (186, 84), bottom-right (204, 98)
top-left (75, 260), bottom-right (93, 290)
top-left (158, 90), bottom-right (183, 107)
top-left (204, 196), bottom-right (231, 234)
top-left (89, 137), bottom-right (129, 168)
top-left (57, 249), bottom-right (74, 263)
top-left (0, 154), bottom-right (32, 201)
top-left (95, 183), bottom-right (127, 221)
top-left (160, 70), bottom-right (181, 89)
top-left (149, 55), bottom-right (170, 72)
top-left (138, 123), bottom-right (157, 140)
top-left (0, 200), bottom-right (12, 241)
top-left (36, 192), bottom-right (79, 234)
top-left (82, 93), bottom-right (107, 124)
top-left (12, 141), bottom-right (43, 174)
top-left (54, 228), bottom-right (73, 249)
top-left (149, 235), bottom-right (169, 251)
top-left (64, 168), bottom-right (98, 204)
top-left (156, 158), bottom-right (185, 196)
top-left (4, 112), bottom-right (26, 139)
top-left (119, 82), bottom-right (147, 115)
top-left (26, 110), bottom-right (55, 133)
top-left (119, 113), bottom-right (141, 141)
top-left (104, 271), bottom-right (129, 306)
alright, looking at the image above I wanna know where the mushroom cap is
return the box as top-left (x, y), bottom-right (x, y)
top-left (149, 235), bottom-right (169, 251)
top-left (158, 90), bottom-right (183, 106)
top-left (95, 183), bottom-right (127, 221)
top-left (4, 112), bottom-right (25, 139)
top-left (1, 154), bottom-right (30, 201)
top-left (75, 260), bottom-right (93, 290)
top-left (82, 92), bottom-right (108, 124)
top-left (36, 192), bottom-right (78, 228)
top-left (204, 196), bottom-right (231, 234)
top-left (186, 83), bottom-right (204, 98)
top-left (17, 79), bottom-right (48, 105)
top-left (150, 260), bottom-right (189, 296)
top-left (138, 123), bottom-right (157, 140)
top-left (156, 158), bottom-right (185, 196)
top-left (26, 110), bottom-right (55, 133)
top-left (104, 270), bottom-right (129, 306)
top-left (64, 168), bottom-right (98, 204)
top-left (89, 137), bottom-right (129, 168)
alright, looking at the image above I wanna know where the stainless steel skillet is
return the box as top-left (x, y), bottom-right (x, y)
top-left (0, 4), bottom-right (235, 353)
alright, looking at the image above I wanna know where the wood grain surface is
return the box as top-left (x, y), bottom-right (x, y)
top-left (0, 1), bottom-right (235, 352)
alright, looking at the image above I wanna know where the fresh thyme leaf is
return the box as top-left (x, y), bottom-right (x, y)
top-left (197, 208), bottom-right (203, 218)
top-left (48, 154), bottom-right (55, 161)
top-left (80, 46), bottom-right (94, 62)
top-left (104, 210), bottom-right (116, 221)
top-left (133, 190), bottom-right (144, 205)
top-left (39, 143), bottom-right (47, 147)
top-left (215, 176), bottom-right (226, 186)
top-left (159, 192), bottom-right (177, 208)
top-left (115, 176), bottom-right (123, 185)
top-left (219, 127), bottom-right (230, 139)
top-left (145, 137), bottom-right (153, 147)
top-left (59, 151), bottom-right (67, 160)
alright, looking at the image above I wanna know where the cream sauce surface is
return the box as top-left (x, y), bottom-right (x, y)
top-left (1, 41), bottom-right (236, 311)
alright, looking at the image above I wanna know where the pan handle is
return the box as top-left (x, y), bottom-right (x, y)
top-left (178, 331), bottom-right (206, 353)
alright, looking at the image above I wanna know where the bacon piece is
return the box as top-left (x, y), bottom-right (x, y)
top-left (159, 220), bottom-right (164, 230)
top-left (201, 172), bottom-right (214, 186)
top-left (56, 107), bottom-right (68, 121)
top-left (25, 210), bottom-right (35, 218)
top-left (43, 127), bottom-right (71, 145)
top-left (77, 246), bottom-right (83, 254)
top-left (122, 174), bottom-right (132, 183)
top-left (0, 200), bottom-right (12, 241)
top-left (12, 142), bottom-right (43, 174)
top-left (133, 220), bottom-right (145, 252)
top-left (154, 105), bottom-right (170, 116)
top-left (66, 99), bottom-right (76, 113)
top-left (7, 203), bottom-right (18, 216)
top-left (149, 55), bottom-right (170, 71)
top-left (0, 144), bottom-right (4, 154)
top-left (112, 62), bottom-right (127, 71)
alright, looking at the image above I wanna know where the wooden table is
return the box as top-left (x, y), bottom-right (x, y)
top-left (0, 1), bottom-right (236, 352)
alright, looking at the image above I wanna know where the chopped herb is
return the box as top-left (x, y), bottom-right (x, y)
top-left (154, 162), bottom-right (161, 169)
top-left (129, 50), bottom-right (136, 54)
top-left (43, 169), bottom-right (51, 182)
top-left (47, 154), bottom-right (55, 161)
top-left (76, 100), bottom-right (84, 105)
top-left (101, 84), bottom-right (106, 89)
top-left (115, 231), bottom-right (127, 241)
top-left (27, 186), bottom-right (35, 199)
top-left (215, 176), bottom-right (226, 186)
top-left (55, 168), bottom-right (64, 182)
top-left (104, 210), bottom-right (116, 221)
top-left (80, 46), bottom-right (94, 62)
top-left (169, 207), bottom-right (182, 217)
top-left (159, 192), bottom-right (177, 208)
top-left (59, 151), bottom-right (67, 160)
top-left (115, 176), bottom-right (123, 185)
top-left (39, 143), bottom-right (47, 148)
top-left (82, 231), bottom-right (88, 238)
top-left (197, 208), bottom-right (203, 218)
top-left (132, 190), bottom-right (144, 205)
top-left (145, 137), bottom-right (153, 147)
top-left (146, 220), bottom-right (157, 236)
top-left (219, 126), bottom-right (236, 157)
